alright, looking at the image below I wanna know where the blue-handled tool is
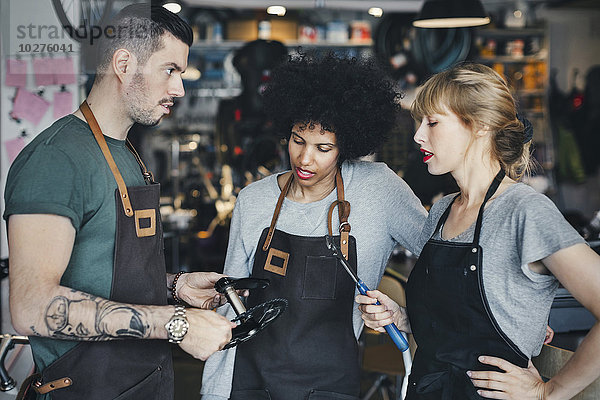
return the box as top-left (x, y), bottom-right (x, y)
top-left (326, 236), bottom-right (409, 352)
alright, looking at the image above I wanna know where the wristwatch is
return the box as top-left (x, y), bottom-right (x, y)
top-left (165, 305), bottom-right (189, 344)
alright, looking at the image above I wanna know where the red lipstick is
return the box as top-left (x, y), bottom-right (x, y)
top-left (420, 148), bottom-right (433, 163)
top-left (295, 167), bottom-right (315, 180)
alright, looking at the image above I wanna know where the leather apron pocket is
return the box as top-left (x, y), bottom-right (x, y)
top-left (301, 255), bottom-right (338, 300)
top-left (307, 389), bottom-right (360, 400)
top-left (425, 264), bottom-right (472, 334)
top-left (230, 389), bottom-right (272, 399)
top-left (112, 366), bottom-right (163, 400)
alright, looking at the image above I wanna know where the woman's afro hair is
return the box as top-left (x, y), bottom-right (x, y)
top-left (262, 52), bottom-right (402, 163)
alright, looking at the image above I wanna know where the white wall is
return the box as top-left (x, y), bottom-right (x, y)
top-left (541, 7), bottom-right (600, 93)
top-left (0, 0), bottom-right (81, 258)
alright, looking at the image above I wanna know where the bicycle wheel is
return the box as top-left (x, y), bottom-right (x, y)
top-left (373, 13), bottom-right (422, 84)
top-left (412, 27), bottom-right (472, 76)
top-left (51, 0), bottom-right (115, 43)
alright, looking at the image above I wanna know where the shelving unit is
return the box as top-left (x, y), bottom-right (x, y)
top-left (172, 39), bottom-right (374, 126)
top-left (473, 26), bottom-right (554, 171)
top-left (182, 39), bottom-right (374, 95)
top-left (191, 40), bottom-right (373, 49)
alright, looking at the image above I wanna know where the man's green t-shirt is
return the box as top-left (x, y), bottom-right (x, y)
top-left (3, 115), bottom-right (146, 371)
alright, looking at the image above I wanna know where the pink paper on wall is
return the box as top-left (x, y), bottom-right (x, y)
top-left (12, 88), bottom-right (51, 126)
top-left (54, 58), bottom-right (77, 85)
top-left (5, 59), bottom-right (28, 87)
top-left (4, 137), bottom-right (26, 164)
top-left (53, 91), bottom-right (74, 119)
top-left (33, 58), bottom-right (55, 86)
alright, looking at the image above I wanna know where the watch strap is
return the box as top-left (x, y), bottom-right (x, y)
top-left (166, 305), bottom-right (188, 344)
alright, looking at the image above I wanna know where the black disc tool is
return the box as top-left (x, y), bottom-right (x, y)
top-left (215, 277), bottom-right (288, 349)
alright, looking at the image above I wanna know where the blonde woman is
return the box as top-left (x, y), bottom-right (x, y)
top-left (357, 63), bottom-right (600, 400)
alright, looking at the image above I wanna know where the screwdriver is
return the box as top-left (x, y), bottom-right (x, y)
top-left (326, 235), bottom-right (409, 352)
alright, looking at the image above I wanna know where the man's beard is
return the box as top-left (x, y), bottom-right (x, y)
top-left (125, 72), bottom-right (165, 126)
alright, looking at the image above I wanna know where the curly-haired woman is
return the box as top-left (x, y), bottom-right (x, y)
top-left (201, 54), bottom-right (427, 400)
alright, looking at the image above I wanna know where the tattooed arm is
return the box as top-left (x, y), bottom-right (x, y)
top-left (43, 292), bottom-right (156, 341)
top-left (7, 214), bottom-right (234, 359)
top-left (8, 214), bottom-right (166, 340)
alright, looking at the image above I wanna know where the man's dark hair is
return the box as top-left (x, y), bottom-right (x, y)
top-left (95, 3), bottom-right (193, 78)
top-left (262, 53), bottom-right (402, 163)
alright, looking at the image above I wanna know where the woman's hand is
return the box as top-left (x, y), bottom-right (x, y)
top-left (544, 325), bottom-right (554, 344)
top-left (468, 356), bottom-right (552, 399)
top-left (355, 290), bottom-right (411, 333)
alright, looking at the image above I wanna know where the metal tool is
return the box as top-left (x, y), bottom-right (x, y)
top-left (215, 277), bottom-right (288, 349)
top-left (0, 334), bottom-right (30, 392)
top-left (325, 236), bottom-right (409, 352)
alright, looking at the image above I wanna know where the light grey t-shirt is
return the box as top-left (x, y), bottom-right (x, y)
top-left (420, 183), bottom-right (585, 358)
top-left (201, 160), bottom-right (427, 400)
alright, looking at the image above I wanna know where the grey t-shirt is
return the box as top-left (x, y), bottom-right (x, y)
top-left (201, 160), bottom-right (427, 400)
top-left (420, 183), bottom-right (585, 358)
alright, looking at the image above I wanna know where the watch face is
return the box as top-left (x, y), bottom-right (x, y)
top-left (169, 317), bottom-right (189, 338)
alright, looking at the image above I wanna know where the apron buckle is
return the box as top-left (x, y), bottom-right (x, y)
top-left (263, 248), bottom-right (289, 276)
top-left (134, 209), bottom-right (156, 238)
top-left (33, 377), bottom-right (73, 394)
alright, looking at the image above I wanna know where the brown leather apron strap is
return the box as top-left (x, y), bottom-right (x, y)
top-left (334, 169), bottom-right (345, 205)
top-left (328, 170), bottom-right (351, 259)
top-left (16, 373), bottom-right (40, 400)
top-left (80, 101), bottom-right (134, 217)
top-left (33, 376), bottom-right (73, 394)
top-left (262, 169), bottom-right (352, 259)
top-left (327, 199), bottom-right (351, 259)
top-left (126, 139), bottom-right (155, 184)
top-left (262, 173), bottom-right (294, 251)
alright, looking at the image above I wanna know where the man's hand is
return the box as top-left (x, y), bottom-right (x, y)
top-left (178, 309), bottom-right (236, 360)
top-left (176, 272), bottom-right (227, 309)
top-left (176, 272), bottom-right (248, 309)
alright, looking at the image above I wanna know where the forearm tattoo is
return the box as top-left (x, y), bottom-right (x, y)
top-left (42, 292), bottom-right (151, 341)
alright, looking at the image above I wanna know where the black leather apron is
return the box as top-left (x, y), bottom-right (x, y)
top-left (405, 170), bottom-right (529, 400)
top-left (230, 171), bottom-right (361, 400)
top-left (36, 102), bottom-right (173, 400)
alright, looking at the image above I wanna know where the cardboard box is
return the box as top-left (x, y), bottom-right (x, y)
top-left (226, 20), bottom-right (258, 41)
top-left (226, 19), bottom-right (297, 42)
top-left (270, 20), bottom-right (297, 42)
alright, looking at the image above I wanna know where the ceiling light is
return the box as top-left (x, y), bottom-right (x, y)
top-left (413, 0), bottom-right (490, 28)
top-left (182, 67), bottom-right (201, 81)
top-left (163, 2), bottom-right (182, 14)
top-left (267, 5), bottom-right (286, 16)
top-left (368, 7), bottom-right (383, 18)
